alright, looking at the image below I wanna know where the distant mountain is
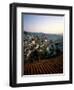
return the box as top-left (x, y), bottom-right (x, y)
top-left (23, 31), bottom-right (63, 41)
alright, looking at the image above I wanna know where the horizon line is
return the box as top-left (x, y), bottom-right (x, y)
top-left (23, 30), bottom-right (63, 35)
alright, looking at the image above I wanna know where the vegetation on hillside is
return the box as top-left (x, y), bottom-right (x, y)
top-left (23, 31), bottom-right (63, 63)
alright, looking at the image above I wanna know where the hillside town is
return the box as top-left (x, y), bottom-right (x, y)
top-left (23, 32), bottom-right (63, 63)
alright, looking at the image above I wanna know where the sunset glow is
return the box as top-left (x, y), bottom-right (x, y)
top-left (22, 14), bottom-right (64, 34)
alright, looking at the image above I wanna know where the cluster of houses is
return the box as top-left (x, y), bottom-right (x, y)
top-left (23, 32), bottom-right (63, 63)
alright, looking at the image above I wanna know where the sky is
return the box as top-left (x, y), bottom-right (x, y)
top-left (22, 14), bottom-right (64, 34)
